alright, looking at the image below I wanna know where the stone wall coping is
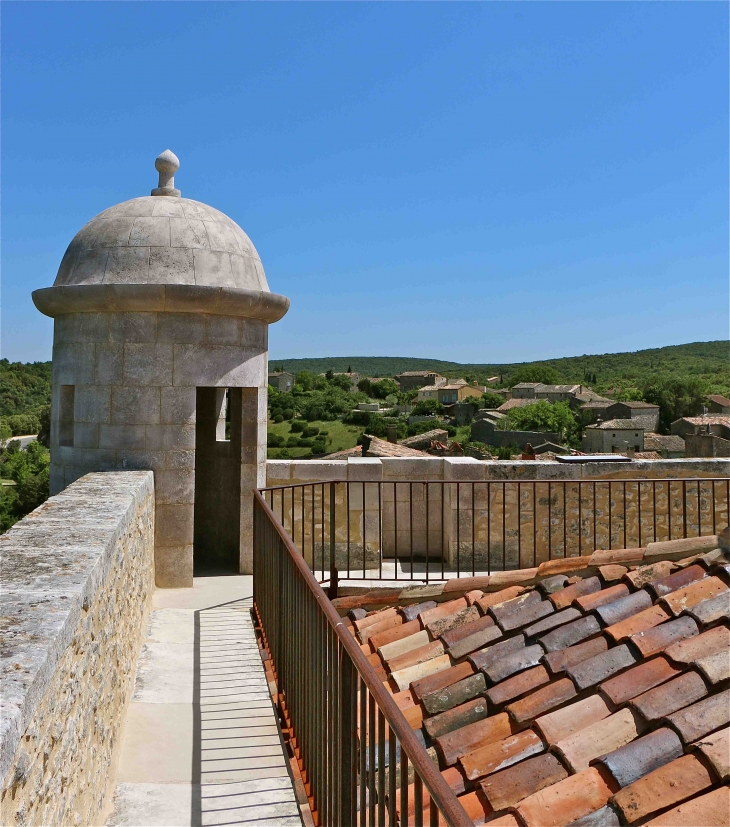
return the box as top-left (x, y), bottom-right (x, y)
top-left (266, 456), bottom-right (730, 484)
top-left (32, 284), bottom-right (289, 323)
top-left (0, 471), bottom-right (154, 783)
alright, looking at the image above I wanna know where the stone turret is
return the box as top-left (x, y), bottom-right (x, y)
top-left (33, 151), bottom-right (289, 586)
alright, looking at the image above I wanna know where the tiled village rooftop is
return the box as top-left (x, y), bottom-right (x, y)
top-left (334, 534), bottom-right (730, 827)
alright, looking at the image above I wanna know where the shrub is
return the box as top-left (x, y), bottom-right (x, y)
top-left (290, 420), bottom-right (306, 433)
top-left (273, 413), bottom-right (284, 423)
top-left (267, 433), bottom-right (284, 447)
top-left (303, 426), bottom-right (319, 437)
top-left (283, 409), bottom-right (294, 420)
top-left (312, 436), bottom-right (327, 454)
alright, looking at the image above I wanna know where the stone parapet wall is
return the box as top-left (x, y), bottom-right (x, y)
top-left (265, 458), bottom-right (730, 571)
top-left (0, 471), bottom-right (155, 827)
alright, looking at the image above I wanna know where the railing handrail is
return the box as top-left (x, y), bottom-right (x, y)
top-left (253, 489), bottom-right (474, 826)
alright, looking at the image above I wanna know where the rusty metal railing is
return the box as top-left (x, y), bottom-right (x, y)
top-left (259, 477), bottom-right (730, 583)
top-left (253, 491), bottom-right (473, 827)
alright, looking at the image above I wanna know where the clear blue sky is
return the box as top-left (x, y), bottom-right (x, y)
top-left (2, 2), bottom-right (727, 364)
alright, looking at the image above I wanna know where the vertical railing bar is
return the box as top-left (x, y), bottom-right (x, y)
top-left (697, 480), bottom-right (702, 537)
top-left (414, 774), bottom-right (423, 827)
top-left (321, 483), bottom-right (325, 581)
top-left (394, 482), bottom-right (399, 582)
top-left (593, 481), bottom-right (597, 552)
top-left (578, 481), bottom-right (582, 557)
top-left (429, 799), bottom-right (439, 827)
top-left (608, 481), bottom-right (612, 549)
top-left (363, 481), bottom-right (367, 580)
top-left (426, 482), bottom-right (430, 585)
top-left (388, 726), bottom-right (397, 826)
top-left (487, 481), bottom-right (491, 575)
top-left (502, 481), bottom-right (506, 570)
top-left (471, 481), bottom-right (476, 577)
top-left (400, 751), bottom-right (409, 827)
top-left (638, 481), bottom-right (642, 549)
top-left (368, 693), bottom-right (376, 827)
top-left (562, 482), bottom-right (567, 558)
top-left (653, 480), bottom-right (657, 544)
top-left (378, 482), bottom-right (383, 582)
top-left (359, 677), bottom-right (367, 824)
top-left (347, 481), bottom-right (351, 578)
top-left (668, 480), bottom-right (672, 541)
top-left (712, 480), bottom-right (716, 535)
top-left (441, 483), bottom-right (445, 582)
top-left (683, 479), bottom-right (687, 539)
top-left (410, 482), bottom-right (414, 582)
top-left (377, 709), bottom-right (386, 827)
top-left (623, 480), bottom-right (627, 550)
top-left (533, 481), bottom-right (537, 568)
top-left (548, 481), bottom-right (552, 560)
top-left (456, 481), bottom-right (461, 579)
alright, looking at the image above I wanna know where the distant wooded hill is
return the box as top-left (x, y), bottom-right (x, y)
top-left (271, 340), bottom-right (729, 389)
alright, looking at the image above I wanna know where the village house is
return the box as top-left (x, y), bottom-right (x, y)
top-left (603, 400), bottom-right (660, 431)
top-left (268, 370), bottom-right (295, 392)
top-left (395, 369), bottom-right (446, 392)
top-left (707, 394), bottom-right (730, 414)
top-left (643, 432), bottom-right (686, 459)
top-left (581, 418), bottom-right (645, 453)
top-left (418, 382), bottom-right (484, 405)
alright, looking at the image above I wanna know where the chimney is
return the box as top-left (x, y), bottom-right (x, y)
top-left (386, 423), bottom-right (398, 444)
top-left (521, 443), bottom-right (536, 460)
top-left (360, 434), bottom-right (373, 455)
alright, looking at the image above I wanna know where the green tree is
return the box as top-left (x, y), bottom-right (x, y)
top-left (411, 398), bottom-right (444, 416)
top-left (480, 391), bottom-right (505, 409)
top-left (0, 440), bottom-right (50, 533)
top-left (503, 400), bottom-right (577, 442)
top-left (641, 376), bottom-right (708, 434)
top-left (508, 365), bottom-right (561, 386)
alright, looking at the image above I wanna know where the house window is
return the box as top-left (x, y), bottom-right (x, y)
top-left (59, 385), bottom-right (75, 447)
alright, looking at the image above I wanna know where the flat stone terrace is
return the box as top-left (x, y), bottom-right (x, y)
top-left (106, 576), bottom-right (302, 827)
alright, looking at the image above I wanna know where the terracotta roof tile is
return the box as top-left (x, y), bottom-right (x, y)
top-left (486, 665), bottom-right (550, 707)
top-left (553, 708), bottom-right (640, 772)
top-left (469, 635), bottom-right (525, 673)
top-left (644, 786), bottom-right (730, 827)
top-left (435, 712), bottom-right (514, 767)
top-left (593, 590), bottom-right (653, 626)
top-left (646, 564), bottom-right (706, 599)
top-left (611, 754), bottom-right (714, 824)
top-left (603, 604), bottom-right (670, 643)
top-left (659, 576), bottom-right (728, 616)
top-left (400, 600), bottom-right (438, 622)
top-left (506, 676), bottom-right (577, 726)
top-left (523, 607), bottom-right (582, 640)
top-left (630, 615), bottom-right (698, 658)
top-left (593, 727), bottom-right (683, 789)
top-left (566, 644), bottom-right (636, 690)
top-left (441, 614), bottom-right (496, 648)
top-left (423, 696), bottom-right (489, 740)
top-left (691, 725), bottom-right (729, 781)
top-left (516, 766), bottom-right (618, 827)
top-left (422, 672), bottom-right (486, 715)
top-left (538, 615), bottom-right (602, 652)
top-left (564, 805), bottom-right (620, 827)
top-left (550, 577), bottom-right (602, 610)
top-left (411, 661), bottom-right (474, 701)
top-left (598, 655), bottom-right (681, 706)
top-left (478, 753), bottom-right (568, 811)
top-left (665, 688), bottom-right (730, 743)
top-left (534, 695), bottom-right (611, 746)
top-left (460, 729), bottom-right (544, 780)
top-left (663, 624), bottom-right (729, 665)
top-left (695, 649), bottom-right (730, 685)
top-left (483, 644), bottom-right (545, 684)
top-left (686, 588), bottom-right (730, 625)
top-left (349, 547), bottom-right (730, 827)
top-left (542, 632), bottom-right (608, 673)
top-left (628, 671), bottom-right (708, 723)
top-left (574, 583), bottom-right (629, 612)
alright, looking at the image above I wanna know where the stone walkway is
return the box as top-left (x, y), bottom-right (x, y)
top-left (106, 576), bottom-right (302, 827)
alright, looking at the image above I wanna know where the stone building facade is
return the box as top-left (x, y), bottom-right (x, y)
top-left (32, 151), bottom-right (289, 586)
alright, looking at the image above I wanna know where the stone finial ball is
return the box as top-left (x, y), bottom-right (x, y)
top-left (155, 149), bottom-right (180, 173)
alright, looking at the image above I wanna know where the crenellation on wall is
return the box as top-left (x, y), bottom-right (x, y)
top-left (0, 471), bottom-right (155, 827)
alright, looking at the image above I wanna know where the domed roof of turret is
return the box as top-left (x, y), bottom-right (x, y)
top-left (54, 150), bottom-right (269, 292)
